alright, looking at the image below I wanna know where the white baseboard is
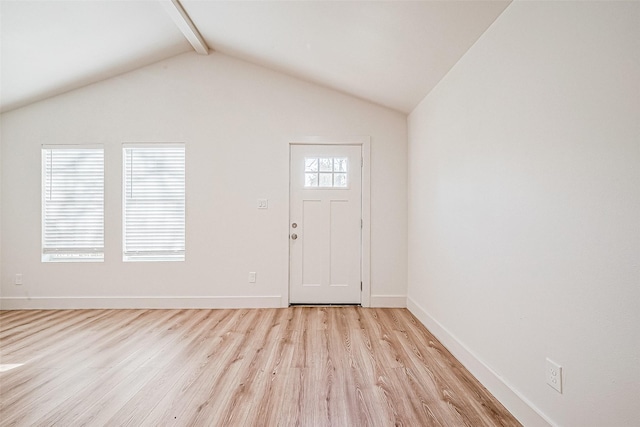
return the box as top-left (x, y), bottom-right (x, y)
top-left (0, 296), bottom-right (284, 310)
top-left (369, 294), bottom-right (406, 307)
top-left (407, 297), bottom-right (555, 427)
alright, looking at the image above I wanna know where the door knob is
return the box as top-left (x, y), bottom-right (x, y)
top-left (291, 233), bottom-right (298, 240)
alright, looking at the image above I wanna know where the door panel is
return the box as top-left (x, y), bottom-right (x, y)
top-left (290, 144), bottom-right (362, 304)
top-left (302, 199), bottom-right (322, 287)
top-left (330, 200), bottom-right (355, 287)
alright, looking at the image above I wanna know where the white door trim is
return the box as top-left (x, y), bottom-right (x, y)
top-left (287, 136), bottom-right (371, 307)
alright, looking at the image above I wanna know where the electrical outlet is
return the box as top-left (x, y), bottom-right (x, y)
top-left (248, 272), bottom-right (257, 283)
top-left (546, 358), bottom-right (563, 393)
top-left (14, 274), bottom-right (23, 286)
top-left (257, 199), bottom-right (268, 209)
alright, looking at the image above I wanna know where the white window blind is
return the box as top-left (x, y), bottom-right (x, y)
top-left (123, 144), bottom-right (185, 261)
top-left (42, 146), bottom-right (104, 262)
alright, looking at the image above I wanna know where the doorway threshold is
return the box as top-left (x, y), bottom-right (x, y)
top-left (289, 303), bottom-right (361, 307)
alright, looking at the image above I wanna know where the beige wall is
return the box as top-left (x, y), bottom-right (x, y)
top-left (408, 2), bottom-right (640, 426)
top-left (0, 51), bottom-right (408, 308)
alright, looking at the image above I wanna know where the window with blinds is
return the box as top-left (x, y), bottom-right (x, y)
top-left (123, 144), bottom-right (185, 262)
top-left (42, 146), bottom-right (104, 262)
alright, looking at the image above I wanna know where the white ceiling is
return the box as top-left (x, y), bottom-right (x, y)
top-left (0, 0), bottom-right (510, 114)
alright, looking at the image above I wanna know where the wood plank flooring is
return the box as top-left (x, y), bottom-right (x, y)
top-left (0, 307), bottom-right (521, 426)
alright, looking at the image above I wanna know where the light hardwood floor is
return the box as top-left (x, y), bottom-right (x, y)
top-left (0, 307), bottom-right (521, 426)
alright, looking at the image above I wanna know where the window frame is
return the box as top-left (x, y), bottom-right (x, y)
top-left (122, 143), bottom-right (186, 262)
top-left (303, 156), bottom-right (350, 189)
top-left (41, 144), bottom-right (105, 263)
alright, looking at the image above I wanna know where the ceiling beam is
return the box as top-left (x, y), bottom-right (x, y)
top-left (160, 0), bottom-right (209, 55)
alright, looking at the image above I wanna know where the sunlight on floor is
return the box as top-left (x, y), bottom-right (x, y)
top-left (0, 364), bottom-right (23, 372)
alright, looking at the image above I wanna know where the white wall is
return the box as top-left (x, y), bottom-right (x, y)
top-left (0, 124), bottom-right (2, 300)
top-left (0, 51), bottom-right (408, 308)
top-left (408, 2), bottom-right (639, 426)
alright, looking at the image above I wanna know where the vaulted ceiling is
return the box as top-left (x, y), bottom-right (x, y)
top-left (0, 0), bottom-right (510, 114)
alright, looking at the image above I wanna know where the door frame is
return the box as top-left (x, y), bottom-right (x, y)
top-left (286, 136), bottom-right (371, 307)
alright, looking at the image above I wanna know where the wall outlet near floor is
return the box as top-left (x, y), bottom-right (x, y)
top-left (14, 274), bottom-right (23, 285)
top-left (248, 272), bottom-right (257, 283)
top-left (546, 358), bottom-right (563, 393)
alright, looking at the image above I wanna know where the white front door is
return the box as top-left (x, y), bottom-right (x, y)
top-left (289, 144), bottom-right (362, 304)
